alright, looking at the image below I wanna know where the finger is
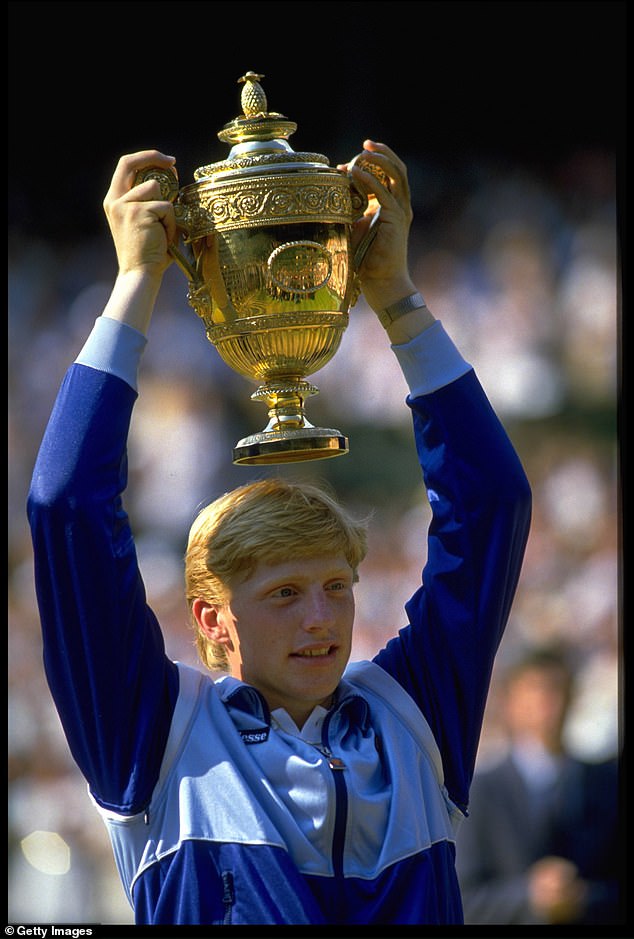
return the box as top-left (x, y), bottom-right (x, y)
top-left (132, 198), bottom-right (178, 245)
top-left (363, 140), bottom-right (409, 182)
top-left (158, 204), bottom-right (177, 246)
top-left (347, 163), bottom-right (395, 216)
top-left (358, 143), bottom-right (410, 201)
top-left (341, 146), bottom-right (409, 212)
top-left (119, 178), bottom-right (171, 204)
top-left (105, 150), bottom-right (176, 202)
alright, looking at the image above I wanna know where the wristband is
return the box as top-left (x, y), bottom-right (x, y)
top-left (377, 291), bottom-right (426, 329)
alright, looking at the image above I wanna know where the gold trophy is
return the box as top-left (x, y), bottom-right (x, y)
top-left (136, 71), bottom-right (383, 465)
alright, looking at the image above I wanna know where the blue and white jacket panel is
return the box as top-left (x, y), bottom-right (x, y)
top-left (100, 660), bottom-right (462, 923)
top-left (27, 316), bottom-right (532, 924)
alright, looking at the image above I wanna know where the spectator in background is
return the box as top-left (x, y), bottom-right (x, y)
top-left (455, 645), bottom-right (621, 924)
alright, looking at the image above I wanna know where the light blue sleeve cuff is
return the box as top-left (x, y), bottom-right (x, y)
top-left (391, 320), bottom-right (472, 398)
top-left (74, 316), bottom-right (148, 392)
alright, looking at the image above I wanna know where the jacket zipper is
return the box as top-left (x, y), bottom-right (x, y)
top-left (320, 713), bottom-right (348, 879)
top-left (221, 870), bottom-right (234, 925)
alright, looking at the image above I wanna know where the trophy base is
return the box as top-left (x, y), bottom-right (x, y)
top-left (232, 426), bottom-right (349, 465)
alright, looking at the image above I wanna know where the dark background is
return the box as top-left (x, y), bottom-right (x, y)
top-left (8, 0), bottom-right (626, 239)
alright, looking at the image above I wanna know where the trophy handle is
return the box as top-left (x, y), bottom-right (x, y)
top-left (352, 208), bottom-right (381, 270)
top-left (132, 167), bottom-right (202, 287)
top-left (347, 154), bottom-right (391, 271)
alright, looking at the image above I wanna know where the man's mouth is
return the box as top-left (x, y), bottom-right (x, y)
top-left (292, 645), bottom-right (335, 658)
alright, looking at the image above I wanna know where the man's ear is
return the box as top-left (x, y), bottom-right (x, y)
top-left (192, 598), bottom-right (232, 646)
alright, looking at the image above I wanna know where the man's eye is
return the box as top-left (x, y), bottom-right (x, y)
top-left (273, 586), bottom-right (295, 598)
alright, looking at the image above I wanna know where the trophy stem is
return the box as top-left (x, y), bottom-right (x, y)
top-left (254, 379), bottom-right (316, 432)
top-left (232, 379), bottom-right (348, 465)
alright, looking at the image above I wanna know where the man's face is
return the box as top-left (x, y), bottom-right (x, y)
top-left (504, 665), bottom-right (570, 747)
top-left (215, 553), bottom-right (356, 728)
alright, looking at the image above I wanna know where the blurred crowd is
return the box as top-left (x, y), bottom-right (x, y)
top-left (8, 146), bottom-right (621, 923)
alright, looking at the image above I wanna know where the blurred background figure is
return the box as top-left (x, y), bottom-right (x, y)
top-left (455, 645), bottom-right (621, 925)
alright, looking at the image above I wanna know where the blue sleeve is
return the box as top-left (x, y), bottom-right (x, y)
top-left (74, 313), bottom-right (147, 391)
top-left (27, 363), bottom-right (178, 814)
top-left (373, 370), bottom-right (532, 812)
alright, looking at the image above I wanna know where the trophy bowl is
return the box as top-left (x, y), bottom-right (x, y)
top-left (136, 71), bottom-right (377, 465)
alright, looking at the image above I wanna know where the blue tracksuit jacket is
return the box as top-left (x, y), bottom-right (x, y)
top-left (27, 316), bottom-right (531, 925)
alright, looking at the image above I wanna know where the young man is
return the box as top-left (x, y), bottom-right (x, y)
top-left (27, 142), bottom-right (532, 925)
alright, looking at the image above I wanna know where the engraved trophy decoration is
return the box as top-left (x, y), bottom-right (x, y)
top-left (136, 71), bottom-right (383, 465)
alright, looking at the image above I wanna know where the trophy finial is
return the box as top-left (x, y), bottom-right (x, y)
top-left (238, 72), bottom-right (267, 117)
top-left (218, 71), bottom-right (297, 144)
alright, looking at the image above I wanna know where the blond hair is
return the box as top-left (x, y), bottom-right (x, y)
top-left (185, 477), bottom-right (369, 672)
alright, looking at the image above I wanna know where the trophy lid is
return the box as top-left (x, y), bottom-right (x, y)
top-left (218, 71), bottom-right (298, 144)
top-left (193, 72), bottom-right (331, 180)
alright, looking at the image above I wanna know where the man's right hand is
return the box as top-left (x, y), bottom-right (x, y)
top-left (100, 151), bottom-right (179, 335)
top-left (103, 150), bottom-right (178, 279)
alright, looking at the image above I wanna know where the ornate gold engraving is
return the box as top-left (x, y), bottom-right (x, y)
top-left (134, 71), bottom-right (378, 464)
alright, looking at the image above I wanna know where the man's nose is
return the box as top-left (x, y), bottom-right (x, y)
top-left (302, 589), bottom-right (335, 629)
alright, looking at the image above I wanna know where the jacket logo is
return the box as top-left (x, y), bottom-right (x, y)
top-left (239, 728), bottom-right (270, 745)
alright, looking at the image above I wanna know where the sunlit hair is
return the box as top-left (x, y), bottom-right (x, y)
top-left (185, 477), bottom-right (369, 673)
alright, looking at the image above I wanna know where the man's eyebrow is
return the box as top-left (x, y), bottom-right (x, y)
top-left (256, 565), bottom-right (353, 587)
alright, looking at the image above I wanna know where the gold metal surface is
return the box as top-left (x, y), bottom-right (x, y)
top-left (135, 72), bottom-right (377, 464)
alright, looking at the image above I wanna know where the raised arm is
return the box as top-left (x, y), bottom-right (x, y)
top-left (346, 142), bottom-right (532, 813)
top-left (342, 139), bottom-right (437, 342)
top-left (27, 151), bottom-right (182, 813)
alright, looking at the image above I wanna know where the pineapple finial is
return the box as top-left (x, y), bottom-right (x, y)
top-left (217, 71), bottom-right (297, 144)
top-left (238, 72), bottom-right (267, 118)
